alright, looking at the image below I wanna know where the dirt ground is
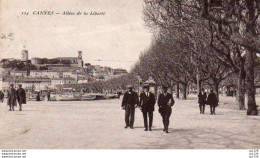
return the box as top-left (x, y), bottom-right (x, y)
top-left (0, 95), bottom-right (259, 149)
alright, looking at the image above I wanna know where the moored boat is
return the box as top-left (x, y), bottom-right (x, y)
top-left (80, 94), bottom-right (96, 101)
top-left (56, 93), bottom-right (81, 101)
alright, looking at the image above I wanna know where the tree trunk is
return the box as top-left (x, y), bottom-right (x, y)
top-left (246, 50), bottom-right (258, 115)
top-left (196, 67), bottom-right (201, 95)
top-left (213, 80), bottom-right (219, 101)
top-left (245, 0), bottom-right (258, 115)
top-left (236, 66), bottom-right (246, 110)
top-left (182, 83), bottom-right (187, 100)
top-left (176, 83), bottom-right (180, 98)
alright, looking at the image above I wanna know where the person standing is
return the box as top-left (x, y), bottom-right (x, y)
top-left (121, 85), bottom-right (139, 129)
top-left (158, 86), bottom-right (175, 133)
top-left (207, 90), bottom-right (218, 115)
top-left (17, 84), bottom-right (26, 111)
top-left (36, 92), bottom-right (41, 101)
top-left (139, 84), bottom-right (156, 131)
top-left (198, 88), bottom-right (207, 114)
top-left (47, 90), bottom-right (51, 101)
top-left (0, 90), bottom-right (4, 103)
top-left (7, 84), bottom-right (17, 111)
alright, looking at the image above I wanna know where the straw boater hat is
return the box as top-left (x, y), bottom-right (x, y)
top-left (143, 83), bottom-right (150, 88)
top-left (126, 85), bottom-right (133, 89)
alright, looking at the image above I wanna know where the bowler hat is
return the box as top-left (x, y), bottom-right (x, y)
top-left (162, 85), bottom-right (168, 90)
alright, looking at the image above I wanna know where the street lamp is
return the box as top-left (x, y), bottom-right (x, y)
top-left (144, 76), bottom-right (157, 96)
top-left (137, 74), bottom-right (141, 96)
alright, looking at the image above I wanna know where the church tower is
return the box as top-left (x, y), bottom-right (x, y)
top-left (21, 50), bottom-right (28, 61)
top-left (78, 51), bottom-right (83, 67)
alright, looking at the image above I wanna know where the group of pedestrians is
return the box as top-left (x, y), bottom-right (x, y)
top-left (6, 84), bottom-right (26, 111)
top-left (198, 88), bottom-right (218, 115)
top-left (121, 84), bottom-right (174, 133)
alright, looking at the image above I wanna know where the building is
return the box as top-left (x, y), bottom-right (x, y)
top-left (2, 77), bottom-right (51, 92)
top-left (53, 51), bottom-right (83, 68)
top-left (112, 68), bottom-right (127, 76)
top-left (0, 50), bottom-right (131, 91)
top-left (30, 70), bottom-right (62, 78)
top-left (62, 71), bottom-right (78, 80)
top-left (21, 50), bottom-right (28, 61)
top-left (77, 76), bottom-right (89, 83)
top-left (31, 57), bottom-right (39, 65)
top-left (10, 70), bottom-right (27, 77)
top-left (50, 77), bottom-right (77, 89)
top-left (31, 51), bottom-right (83, 68)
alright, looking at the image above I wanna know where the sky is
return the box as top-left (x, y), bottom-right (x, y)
top-left (0, 0), bottom-right (153, 71)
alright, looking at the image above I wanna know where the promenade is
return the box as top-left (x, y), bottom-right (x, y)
top-left (0, 96), bottom-right (259, 149)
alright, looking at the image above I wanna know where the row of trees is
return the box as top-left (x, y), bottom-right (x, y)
top-left (130, 0), bottom-right (259, 115)
top-left (1, 58), bottom-right (72, 71)
top-left (37, 58), bottom-right (72, 65)
top-left (1, 59), bottom-right (38, 71)
top-left (62, 73), bottom-right (138, 93)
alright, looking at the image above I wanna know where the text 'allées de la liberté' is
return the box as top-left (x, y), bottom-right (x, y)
top-left (21, 11), bottom-right (105, 16)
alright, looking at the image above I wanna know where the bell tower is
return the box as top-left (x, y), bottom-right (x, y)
top-left (21, 50), bottom-right (28, 61)
top-left (78, 51), bottom-right (83, 67)
top-left (78, 51), bottom-right (82, 59)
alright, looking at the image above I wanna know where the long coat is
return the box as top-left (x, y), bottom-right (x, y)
top-left (0, 91), bottom-right (4, 100)
top-left (17, 88), bottom-right (26, 104)
top-left (139, 92), bottom-right (156, 112)
top-left (158, 93), bottom-right (175, 112)
top-left (7, 88), bottom-right (17, 106)
top-left (207, 92), bottom-right (218, 107)
top-left (198, 92), bottom-right (207, 104)
top-left (121, 91), bottom-right (139, 108)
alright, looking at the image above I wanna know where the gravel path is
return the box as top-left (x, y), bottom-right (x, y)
top-left (0, 96), bottom-right (259, 149)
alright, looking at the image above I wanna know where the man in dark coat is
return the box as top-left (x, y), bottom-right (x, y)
top-left (17, 84), bottom-right (26, 111)
top-left (121, 85), bottom-right (139, 129)
top-left (36, 92), bottom-right (41, 101)
top-left (7, 84), bottom-right (17, 111)
top-left (139, 84), bottom-right (156, 131)
top-left (47, 90), bottom-right (51, 101)
top-left (198, 88), bottom-right (207, 114)
top-left (158, 86), bottom-right (175, 133)
top-left (207, 90), bottom-right (218, 115)
top-left (0, 90), bottom-right (4, 103)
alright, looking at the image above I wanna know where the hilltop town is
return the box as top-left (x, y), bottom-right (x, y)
top-left (0, 50), bottom-right (127, 93)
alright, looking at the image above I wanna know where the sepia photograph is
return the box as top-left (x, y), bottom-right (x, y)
top-left (0, 0), bottom-right (260, 157)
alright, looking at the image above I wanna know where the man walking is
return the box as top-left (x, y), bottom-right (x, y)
top-left (7, 84), bottom-right (17, 111)
top-left (207, 89), bottom-right (218, 115)
top-left (17, 84), bottom-right (26, 111)
top-left (158, 86), bottom-right (175, 133)
top-left (198, 88), bottom-right (207, 114)
top-left (121, 85), bottom-right (139, 129)
top-left (139, 84), bottom-right (156, 131)
top-left (0, 90), bottom-right (4, 103)
top-left (47, 90), bottom-right (51, 101)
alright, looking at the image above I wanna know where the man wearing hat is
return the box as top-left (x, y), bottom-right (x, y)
top-left (0, 90), bottom-right (4, 103)
top-left (198, 88), bottom-right (207, 114)
top-left (121, 85), bottom-right (139, 129)
top-left (7, 84), bottom-right (17, 111)
top-left (158, 86), bottom-right (175, 133)
top-left (139, 84), bottom-right (156, 131)
top-left (17, 84), bottom-right (26, 111)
